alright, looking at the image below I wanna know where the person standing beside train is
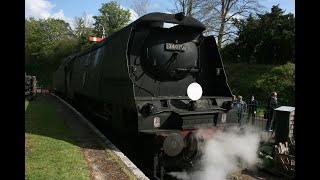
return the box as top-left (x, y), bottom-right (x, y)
top-left (232, 95), bottom-right (237, 103)
top-left (231, 95), bottom-right (237, 108)
top-left (265, 92), bottom-right (278, 131)
top-left (247, 95), bottom-right (258, 125)
top-left (236, 95), bottom-right (246, 126)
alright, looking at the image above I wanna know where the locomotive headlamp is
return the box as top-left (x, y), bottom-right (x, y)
top-left (187, 82), bottom-right (202, 101)
top-left (140, 103), bottom-right (156, 117)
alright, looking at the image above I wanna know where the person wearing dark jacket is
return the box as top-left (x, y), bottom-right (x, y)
top-left (247, 95), bottom-right (258, 125)
top-left (265, 92), bottom-right (278, 131)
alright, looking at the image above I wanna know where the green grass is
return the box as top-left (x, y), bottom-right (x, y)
top-left (25, 97), bottom-right (90, 180)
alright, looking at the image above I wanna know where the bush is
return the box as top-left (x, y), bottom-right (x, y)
top-left (224, 62), bottom-right (295, 105)
top-left (253, 62), bottom-right (295, 105)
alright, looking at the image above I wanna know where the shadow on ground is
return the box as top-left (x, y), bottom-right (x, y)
top-left (25, 94), bottom-right (110, 151)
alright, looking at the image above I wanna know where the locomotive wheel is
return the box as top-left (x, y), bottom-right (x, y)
top-left (184, 132), bottom-right (198, 160)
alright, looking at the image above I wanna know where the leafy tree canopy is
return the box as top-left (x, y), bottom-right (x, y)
top-left (25, 18), bottom-right (74, 61)
top-left (93, 1), bottom-right (131, 37)
top-left (73, 16), bottom-right (95, 51)
top-left (25, 17), bottom-right (77, 87)
top-left (225, 5), bottom-right (295, 65)
top-left (254, 62), bottom-right (295, 104)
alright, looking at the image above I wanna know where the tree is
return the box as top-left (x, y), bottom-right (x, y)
top-left (254, 62), bottom-right (295, 105)
top-left (73, 13), bottom-right (95, 51)
top-left (234, 5), bottom-right (295, 64)
top-left (130, 0), bottom-right (150, 17)
top-left (25, 18), bottom-right (75, 62)
top-left (169, 0), bottom-right (203, 16)
top-left (25, 17), bottom-right (77, 87)
top-left (170, 0), bottom-right (262, 49)
top-left (201, 0), bottom-right (262, 49)
top-left (232, 14), bottom-right (260, 63)
top-left (220, 42), bottom-right (239, 62)
top-left (93, 1), bottom-right (131, 37)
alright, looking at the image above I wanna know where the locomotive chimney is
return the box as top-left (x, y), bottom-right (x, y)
top-left (175, 12), bottom-right (185, 21)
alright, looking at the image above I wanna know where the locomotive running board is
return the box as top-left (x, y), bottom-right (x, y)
top-left (177, 110), bottom-right (222, 115)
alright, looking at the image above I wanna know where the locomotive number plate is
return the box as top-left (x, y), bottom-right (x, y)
top-left (165, 43), bottom-right (186, 51)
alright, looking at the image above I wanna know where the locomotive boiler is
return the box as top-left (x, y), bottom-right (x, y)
top-left (53, 12), bottom-right (237, 179)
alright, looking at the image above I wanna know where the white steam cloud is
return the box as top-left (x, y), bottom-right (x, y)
top-left (169, 126), bottom-right (260, 180)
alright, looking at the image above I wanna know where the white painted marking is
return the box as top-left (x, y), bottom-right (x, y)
top-left (221, 113), bottom-right (226, 123)
top-left (154, 117), bottom-right (160, 128)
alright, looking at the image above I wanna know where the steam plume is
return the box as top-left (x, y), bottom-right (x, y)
top-left (168, 126), bottom-right (260, 180)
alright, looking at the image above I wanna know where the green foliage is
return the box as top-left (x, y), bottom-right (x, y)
top-left (224, 62), bottom-right (295, 105)
top-left (25, 18), bottom-right (78, 88)
top-left (93, 1), bottom-right (131, 37)
top-left (25, 1), bottom-right (131, 88)
top-left (222, 6), bottom-right (295, 105)
top-left (224, 62), bottom-right (272, 100)
top-left (232, 5), bottom-right (295, 65)
top-left (232, 14), bottom-right (260, 63)
top-left (258, 142), bottom-right (275, 168)
top-left (74, 16), bottom-right (96, 51)
top-left (254, 62), bottom-right (295, 104)
top-left (220, 43), bottom-right (239, 63)
top-left (258, 151), bottom-right (274, 168)
top-left (26, 37), bottom-right (78, 88)
top-left (25, 18), bottom-right (74, 60)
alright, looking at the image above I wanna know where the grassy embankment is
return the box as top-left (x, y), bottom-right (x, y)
top-left (224, 62), bottom-right (274, 100)
top-left (25, 97), bottom-right (90, 180)
top-left (223, 62), bottom-right (275, 116)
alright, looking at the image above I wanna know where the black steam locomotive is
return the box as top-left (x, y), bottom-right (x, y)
top-left (53, 12), bottom-right (237, 179)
